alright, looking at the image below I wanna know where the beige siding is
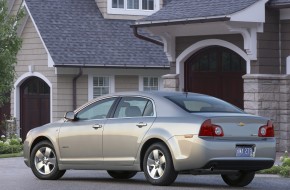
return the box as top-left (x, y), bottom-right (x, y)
top-left (11, 15), bottom-right (89, 122)
top-left (115, 75), bottom-right (139, 92)
top-left (256, 8), bottom-right (280, 74)
top-left (10, 0), bottom-right (21, 15)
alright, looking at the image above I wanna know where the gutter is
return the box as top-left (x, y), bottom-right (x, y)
top-left (268, 3), bottom-right (290, 9)
top-left (131, 26), bottom-right (163, 46)
top-left (132, 16), bottom-right (231, 28)
top-left (72, 68), bottom-right (83, 110)
top-left (54, 64), bottom-right (170, 69)
top-left (131, 16), bottom-right (230, 46)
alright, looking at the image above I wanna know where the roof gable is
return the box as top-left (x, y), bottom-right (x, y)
top-left (24, 0), bottom-right (168, 68)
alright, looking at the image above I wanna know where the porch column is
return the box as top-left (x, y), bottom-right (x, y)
top-left (243, 74), bottom-right (290, 152)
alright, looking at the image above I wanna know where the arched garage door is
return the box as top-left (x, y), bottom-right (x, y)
top-left (20, 77), bottom-right (50, 140)
top-left (185, 46), bottom-right (246, 109)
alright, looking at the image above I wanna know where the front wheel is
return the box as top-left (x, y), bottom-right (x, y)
top-left (107, 171), bottom-right (137, 179)
top-left (143, 143), bottom-right (178, 186)
top-left (30, 141), bottom-right (66, 180)
top-left (221, 171), bottom-right (255, 187)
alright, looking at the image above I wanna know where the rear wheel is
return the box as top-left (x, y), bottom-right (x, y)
top-left (107, 171), bottom-right (137, 179)
top-left (30, 141), bottom-right (66, 180)
top-left (221, 171), bottom-right (255, 187)
top-left (143, 143), bottom-right (178, 186)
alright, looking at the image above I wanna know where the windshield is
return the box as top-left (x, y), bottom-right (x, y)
top-left (165, 95), bottom-right (243, 113)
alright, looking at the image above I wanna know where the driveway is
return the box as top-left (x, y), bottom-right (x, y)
top-left (0, 157), bottom-right (289, 190)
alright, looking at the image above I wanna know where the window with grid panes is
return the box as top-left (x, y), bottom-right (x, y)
top-left (93, 77), bottom-right (110, 98)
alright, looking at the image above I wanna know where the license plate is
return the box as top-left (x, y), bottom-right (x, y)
top-left (236, 146), bottom-right (254, 157)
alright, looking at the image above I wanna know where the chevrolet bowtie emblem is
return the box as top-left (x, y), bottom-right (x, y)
top-left (238, 122), bottom-right (245, 126)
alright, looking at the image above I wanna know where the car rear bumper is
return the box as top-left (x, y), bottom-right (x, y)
top-left (202, 158), bottom-right (274, 171)
top-left (168, 135), bottom-right (276, 171)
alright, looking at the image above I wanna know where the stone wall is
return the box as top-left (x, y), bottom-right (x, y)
top-left (243, 74), bottom-right (290, 152)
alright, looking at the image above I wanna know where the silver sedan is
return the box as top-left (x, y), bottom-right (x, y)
top-left (23, 91), bottom-right (276, 187)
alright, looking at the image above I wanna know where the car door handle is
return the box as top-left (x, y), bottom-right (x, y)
top-left (92, 124), bottom-right (102, 129)
top-left (136, 122), bottom-right (147, 128)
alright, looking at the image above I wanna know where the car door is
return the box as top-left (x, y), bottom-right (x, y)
top-left (58, 97), bottom-right (117, 166)
top-left (103, 96), bottom-right (156, 166)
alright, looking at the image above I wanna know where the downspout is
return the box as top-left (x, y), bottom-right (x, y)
top-left (132, 26), bottom-right (164, 46)
top-left (72, 68), bottom-right (83, 110)
top-left (279, 19), bottom-right (282, 74)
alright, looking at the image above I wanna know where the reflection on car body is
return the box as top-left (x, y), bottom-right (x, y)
top-left (23, 91), bottom-right (276, 187)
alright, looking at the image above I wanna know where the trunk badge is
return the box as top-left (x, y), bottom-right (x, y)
top-left (238, 122), bottom-right (245, 126)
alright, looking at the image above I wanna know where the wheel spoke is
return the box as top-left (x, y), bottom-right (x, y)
top-left (48, 157), bottom-right (56, 165)
top-left (157, 167), bottom-right (164, 177)
top-left (36, 161), bottom-right (45, 170)
top-left (160, 155), bottom-right (166, 165)
top-left (147, 158), bottom-right (155, 167)
top-left (150, 168), bottom-right (157, 178)
top-left (35, 150), bottom-right (44, 160)
top-left (153, 150), bottom-right (159, 160)
top-left (44, 165), bottom-right (51, 174)
top-left (44, 147), bottom-right (52, 158)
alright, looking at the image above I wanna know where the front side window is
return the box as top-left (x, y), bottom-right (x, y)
top-left (77, 98), bottom-right (117, 120)
top-left (143, 77), bottom-right (159, 91)
top-left (93, 77), bottom-right (110, 98)
top-left (114, 97), bottom-right (154, 118)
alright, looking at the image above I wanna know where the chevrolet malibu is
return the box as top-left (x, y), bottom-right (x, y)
top-left (23, 91), bottom-right (276, 187)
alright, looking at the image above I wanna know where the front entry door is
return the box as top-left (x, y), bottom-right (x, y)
top-left (185, 46), bottom-right (246, 109)
top-left (20, 77), bottom-right (50, 140)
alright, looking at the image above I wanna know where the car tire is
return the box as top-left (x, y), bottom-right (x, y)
top-left (143, 142), bottom-right (178, 186)
top-left (107, 171), bottom-right (137, 179)
top-left (221, 171), bottom-right (255, 187)
top-left (30, 140), bottom-right (66, 180)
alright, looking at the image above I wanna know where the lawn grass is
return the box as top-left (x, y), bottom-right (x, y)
top-left (0, 152), bottom-right (23, 158)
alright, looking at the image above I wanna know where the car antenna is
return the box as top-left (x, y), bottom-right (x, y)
top-left (182, 88), bottom-right (188, 98)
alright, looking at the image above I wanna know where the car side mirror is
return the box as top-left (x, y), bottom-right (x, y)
top-left (64, 111), bottom-right (76, 121)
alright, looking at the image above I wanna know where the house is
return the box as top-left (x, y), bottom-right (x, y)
top-left (6, 0), bottom-right (171, 140)
top-left (133, 0), bottom-right (290, 151)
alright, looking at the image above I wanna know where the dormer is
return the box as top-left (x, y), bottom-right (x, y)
top-left (95, 0), bottom-right (164, 20)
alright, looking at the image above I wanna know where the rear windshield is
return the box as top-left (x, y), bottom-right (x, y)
top-left (165, 95), bottom-right (243, 113)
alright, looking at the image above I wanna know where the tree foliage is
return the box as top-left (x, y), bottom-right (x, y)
top-left (0, 0), bottom-right (24, 106)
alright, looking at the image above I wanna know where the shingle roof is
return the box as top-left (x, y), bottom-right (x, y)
top-left (24, 0), bottom-right (169, 68)
top-left (139, 0), bottom-right (259, 23)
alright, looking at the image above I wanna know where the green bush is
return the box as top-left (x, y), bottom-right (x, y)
top-left (282, 158), bottom-right (290, 167)
top-left (0, 136), bottom-right (23, 154)
top-left (258, 151), bottom-right (290, 177)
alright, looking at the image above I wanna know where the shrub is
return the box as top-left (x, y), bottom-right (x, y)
top-left (258, 151), bottom-right (290, 177)
top-left (0, 135), bottom-right (23, 154)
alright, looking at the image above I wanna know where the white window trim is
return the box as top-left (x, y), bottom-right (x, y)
top-left (107, 0), bottom-right (160, 16)
top-left (88, 75), bottom-right (115, 101)
top-left (139, 76), bottom-right (162, 91)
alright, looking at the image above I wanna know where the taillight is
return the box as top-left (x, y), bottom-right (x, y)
top-left (258, 120), bottom-right (274, 137)
top-left (199, 119), bottom-right (224, 137)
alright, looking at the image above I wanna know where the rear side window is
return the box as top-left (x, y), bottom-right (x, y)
top-left (166, 95), bottom-right (243, 113)
top-left (114, 97), bottom-right (154, 118)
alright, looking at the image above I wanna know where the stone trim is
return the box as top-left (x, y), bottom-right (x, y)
top-left (243, 74), bottom-right (290, 152)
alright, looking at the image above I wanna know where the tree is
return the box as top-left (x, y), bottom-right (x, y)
top-left (0, 0), bottom-right (24, 106)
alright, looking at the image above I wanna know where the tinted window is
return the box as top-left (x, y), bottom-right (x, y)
top-left (114, 97), bottom-right (154, 118)
top-left (166, 95), bottom-right (243, 113)
top-left (76, 98), bottom-right (116, 120)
